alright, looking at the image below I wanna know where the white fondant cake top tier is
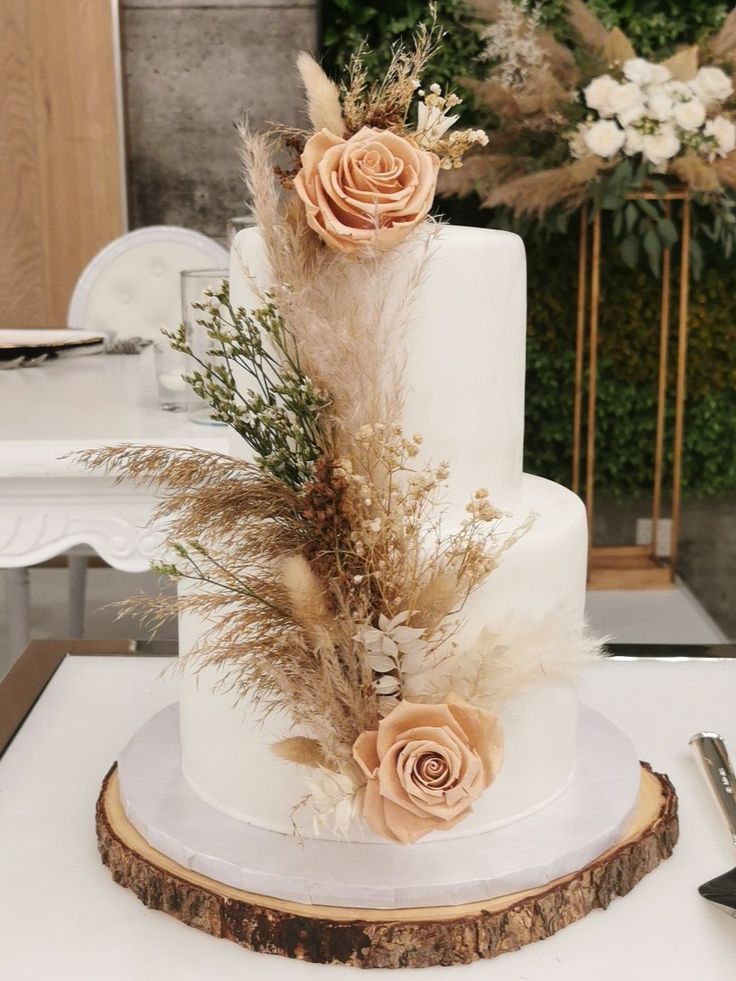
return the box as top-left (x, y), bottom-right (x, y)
top-left (230, 224), bottom-right (527, 511)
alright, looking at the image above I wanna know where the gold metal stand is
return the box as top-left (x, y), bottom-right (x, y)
top-left (572, 191), bottom-right (691, 590)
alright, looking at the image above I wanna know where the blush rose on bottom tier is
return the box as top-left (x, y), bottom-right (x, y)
top-left (352, 698), bottom-right (503, 844)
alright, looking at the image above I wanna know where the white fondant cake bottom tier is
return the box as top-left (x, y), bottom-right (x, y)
top-left (177, 474), bottom-right (588, 842)
top-left (118, 703), bottom-right (642, 909)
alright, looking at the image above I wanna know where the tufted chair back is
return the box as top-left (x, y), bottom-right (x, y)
top-left (67, 226), bottom-right (229, 340)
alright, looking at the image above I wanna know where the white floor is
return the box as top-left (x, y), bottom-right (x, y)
top-left (0, 566), bottom-right (729, 681)
top-left (0, 567), bottom-right (177, 680)
top-left (585, 577), bottom-right (728, 645)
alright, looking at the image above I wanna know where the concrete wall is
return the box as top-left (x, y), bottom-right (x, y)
top-left (120, 0), bottom-right (318, 239)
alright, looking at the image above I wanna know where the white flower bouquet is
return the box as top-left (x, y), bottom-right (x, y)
top-left (443, 0), bottom-right (736, 274)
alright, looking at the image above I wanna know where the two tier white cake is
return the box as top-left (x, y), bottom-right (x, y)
top-left (178, 224), bottom-right (590, 842)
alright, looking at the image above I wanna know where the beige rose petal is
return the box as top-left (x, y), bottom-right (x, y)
top-left (352, 729), bottom-right (380, 778)
top-left (375, 704), bottom-right (467, 758)
top-left (447, 701), bottom-right (504, 785)
top-left (381, 796), bottom-right (471, 845)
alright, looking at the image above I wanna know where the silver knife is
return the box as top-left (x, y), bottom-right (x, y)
top-left (690, 731), bottom-right (736, 915)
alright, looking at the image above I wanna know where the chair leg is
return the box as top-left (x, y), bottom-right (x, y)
top-left (68, 554), bottom-right (88, 639)
top-left (5, 567), bottom-right (31, 661)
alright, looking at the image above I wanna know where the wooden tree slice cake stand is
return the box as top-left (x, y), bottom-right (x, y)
top-left (97, 762), bottom-right (678, 969)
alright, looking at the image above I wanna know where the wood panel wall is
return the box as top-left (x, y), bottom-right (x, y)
top-left (0, 0), bottom-right (125, 328)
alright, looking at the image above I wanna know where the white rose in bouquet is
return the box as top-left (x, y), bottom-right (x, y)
top-left (584, 119), bottom-right (625, 158)
top-left (583, 75), bottom-right (620, 117)
top-left (647, 85), bottom-right (675, 122)
top-left (623, 126), bottom-right (645, 156)
top-left (642, 123), bottom-right (681, 168)
top-left (690, 66), bottom-right (733, 105)
top-left (673, 97), bottom-right (706, 132)
top-left (705, 115), bottom-right (736, 157)
top-left (610, 82), bottom-right (645, 125)
top-left (667, 80), bottom-right (693, 101)
top-left (623, 58), bottom-right (671, 87)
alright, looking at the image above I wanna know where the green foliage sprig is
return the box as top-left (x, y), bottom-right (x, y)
top-left (167, 281), bottom-right (330, 489)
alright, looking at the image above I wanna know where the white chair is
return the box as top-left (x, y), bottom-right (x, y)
top-left (6, 226), bottom-right (229, 654)
top-left (68, 224), bottom-right (228, 338)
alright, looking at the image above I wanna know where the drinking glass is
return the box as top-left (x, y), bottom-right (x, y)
top-left (227, 212), bottom-right (256, 244)
top-left (180, 268), bottom-right (229, 425)
top-left (154, 342), bottom-right (188, 411)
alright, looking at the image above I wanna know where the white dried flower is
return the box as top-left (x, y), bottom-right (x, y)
top-left (673, 98), bottom-right (706, 132)
top-left (415, 101), bottom-right (460, 148)
top-left (617, 101), bottom-right (646, 127)
top-left (689, 66), bottom-right (733, 105)
top-left (583, 74), bottom-right (620, 117)
top-left (647, 84), bottom-right (675, 122)
top-left (623, 125), bottom-right (645, 156)
top-left (642, 123), bottom-right (681, 168)
top-left (623, 58), bottom-right (670, 87)
top-left (609, 82), bottom-right (646, 122)
top-left (357, 611), bottom-right (430, 667)
top-left (705, 115), bottom-right (736, 157)
top-left (301, 766), bottom-right (364, 838)
top-left (583, 119), bottom-right (625, 158)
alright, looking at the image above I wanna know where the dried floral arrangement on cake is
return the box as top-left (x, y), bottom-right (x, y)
top-left (442, 0), bottom-right (736, 274)
top-left (80, 17), bottom-right (598, 844)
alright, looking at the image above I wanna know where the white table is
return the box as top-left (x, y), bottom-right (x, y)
top-left (0, 351), bottom-right (230, 654)
top-left (1, 646), bottom-right (735, 980)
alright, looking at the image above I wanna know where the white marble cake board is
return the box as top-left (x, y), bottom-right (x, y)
top-left (117, 703), bottom-right (641, 910)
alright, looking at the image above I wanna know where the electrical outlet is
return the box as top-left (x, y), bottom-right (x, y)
top-left (635, 517), bottom-right (672, 557)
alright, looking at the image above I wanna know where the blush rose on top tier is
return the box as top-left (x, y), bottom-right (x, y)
top-left (293, 126), bottom-right (440, 255)
top-left (353, 698), bottom-right (503, 844)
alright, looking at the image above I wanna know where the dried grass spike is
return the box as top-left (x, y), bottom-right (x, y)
top-left (281, 553), bottom-right (333, 635)
top-left (272, 736), bottom-right (335, 769)
top-left (413, 570), bottom-right (461, 631)
top-left (297, 51), bottom-right (345, 137)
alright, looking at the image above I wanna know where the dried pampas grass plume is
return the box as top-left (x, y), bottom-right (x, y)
top-left (709, 8), bottom-right (736, 62)
top-left (671, 155), bottom-right (721, 193)
top-left (417, 612), bottom-right (604, 711)
top-left (484, 156), bottom-right (605, 216)
top-left (454, 615), bottom-right (603, 712)
top-left (297, 52), bottom-right (345, 137)
top-left (715, 154), bottom-right (736, 189)
top-left (566, 0), bottom-right (608, 52)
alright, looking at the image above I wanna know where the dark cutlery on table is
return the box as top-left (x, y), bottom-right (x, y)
top-left (690, 731), bottom-right (736, 916)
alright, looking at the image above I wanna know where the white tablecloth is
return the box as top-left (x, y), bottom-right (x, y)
top-left (1, 653), bottom-right (735, 979)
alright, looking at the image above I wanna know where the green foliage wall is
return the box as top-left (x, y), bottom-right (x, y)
top-left (322, 0), bottom-right (736, 497)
